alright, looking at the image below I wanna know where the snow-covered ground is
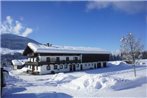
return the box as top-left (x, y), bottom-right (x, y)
top-left (2, 60), bottom-right (147, 98)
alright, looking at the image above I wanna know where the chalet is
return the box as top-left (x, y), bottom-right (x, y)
top-left (23, 43), bottom-right (111, 74)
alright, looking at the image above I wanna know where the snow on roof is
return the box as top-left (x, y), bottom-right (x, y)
top-left (12, 60), bottom-right (23, 66)
top-left (12, 59), bottom-right (28, 66)
top-left (27, 43), bottom-right (111, 54)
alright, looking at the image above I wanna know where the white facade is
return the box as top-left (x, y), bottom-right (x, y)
top-left (26, 55), bottom-right (106, 74)
top-left (24, 42), bottom-right (110, 75)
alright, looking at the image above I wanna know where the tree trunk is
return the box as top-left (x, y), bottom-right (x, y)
top-left (133, 64), bottom-right (136, 77)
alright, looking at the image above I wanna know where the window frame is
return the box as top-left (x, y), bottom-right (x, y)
top-left (54, 64), bottom-right (58, 69)
top-left (46, 57), bottom-right (50, 62)
top-left (60, 64), bottom-right (63, 69)
top-left (46, 65), bottom-right (50, 70)
top-left (56, 57), bottom-right (60, 62)
top-left (74, 57), bottom-right (78, 61)
top-left (77, 64), bottom-right (79, 67)
top-left (64, 64), bottom-right (68, 69)
top-left (66, 57), bottom-right (69, 61)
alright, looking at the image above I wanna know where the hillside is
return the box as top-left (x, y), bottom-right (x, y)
top-left (1, 34), bottom-right (40, 50)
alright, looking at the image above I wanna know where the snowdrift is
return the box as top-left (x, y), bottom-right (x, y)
top-left (62, 74), bottom-right (147, 91)
top-left (107, 61), bottom-right (127, 66)
top-left (63, 74), bottom-right (117, 90)
top-left (46, 73), bottom-right (76, 86)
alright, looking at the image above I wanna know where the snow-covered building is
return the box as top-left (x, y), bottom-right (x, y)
top-left (11, 59), bottom-right (27, 69)
top-left (23, 43), bottom-right (111, 74)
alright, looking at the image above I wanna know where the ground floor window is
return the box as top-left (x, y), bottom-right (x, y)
top-left (77, 64), bottom-right (79, 67)
top-left (64, 64), bottom-right (68, 69)
top-left (36, 66), bottom-right (38, 70)
top-left (46, 65), bottom-right (50, 70)
top-left (54, 64), bottom-right (58, 69)
top-left (60, 65), bottom-right (63, 69)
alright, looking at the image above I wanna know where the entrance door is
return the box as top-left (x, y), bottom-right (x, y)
top-left (70, 64), bottom-right (72, 71)
top-left (73, 64), bottom-right (76, 71)
top-left (69, 64), bottom-right (76, 71)
top-left (97, 63), bottom-right (101, 68)
top-left (32, 66), bottom-right (35, 73)
top-left (80, 64), bottom-right (83, 70)
top-left (94, 64), bottom-right (96, 69)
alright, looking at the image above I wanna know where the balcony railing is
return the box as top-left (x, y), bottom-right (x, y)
top-left (25, 60), bottom-right (81, 65)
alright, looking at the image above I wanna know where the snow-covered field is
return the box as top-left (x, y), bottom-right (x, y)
top-left (2, 60), bottom-right (147, 98)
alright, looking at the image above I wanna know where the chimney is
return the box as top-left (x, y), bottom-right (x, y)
top-left (46, 43), bottom-right (52, 47)
top-left (47, 43), bottom-right (50, 47)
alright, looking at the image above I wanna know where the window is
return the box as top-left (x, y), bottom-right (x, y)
top-left (66, 57), bottom-right (69, 61)
top-left (51, 58), bottom-right (56, 62)
top-left (54, 65), bottom-right (58, 69)
top-left (74, 57), bottom-right (78, 61)
top-left (36, 66), bottom-right (38, 70)
top-left (56, 57), bottom-right (60, 62)
top-left (46, 57), bottom-right (50, 62)
top-left (64, 64), bottom-right (68, 68)
top-left (60, 65), bottom-right (63, 69)
top-left (46, 65), bottom-right (50, 70)
top-left (77, 64), bottom-right (79, 67)
top-left (36, 57), bottom-right (39, 62)
top-left (85, 64), bottom-right (87, 66)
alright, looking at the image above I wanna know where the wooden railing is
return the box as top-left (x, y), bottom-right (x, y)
top-left (25, 60), bottom-right (81, 65)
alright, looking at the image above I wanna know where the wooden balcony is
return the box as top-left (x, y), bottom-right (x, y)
top-left (25, 60), bottom-right (81, 66)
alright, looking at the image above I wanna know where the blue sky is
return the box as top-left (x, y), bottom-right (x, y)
top-left (1, 1), bottom-right (147, 52)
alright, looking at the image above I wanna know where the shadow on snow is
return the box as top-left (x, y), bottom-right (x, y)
top-left (3, 92), bottom-right (72, 98)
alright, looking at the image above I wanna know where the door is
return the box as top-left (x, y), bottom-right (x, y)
top-left (80, 64), bottom-right (83, 70)
top-left (70, 64), bottom-right (72, 71)
top-left (94, 64), bottom-right (96, 69)
top-left (32, 65), bottom-right (35, 73)
top-left (69, 64), bottom-right (76, 71)
top-left (73, 64), bottom-right (76, 71)
top-left (97, 63), bottom-right (101, 68)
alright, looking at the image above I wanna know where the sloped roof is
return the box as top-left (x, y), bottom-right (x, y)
top-left (23, 42), bottom-right (111, 55)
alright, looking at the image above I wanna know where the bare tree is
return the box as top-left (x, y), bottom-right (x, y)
top-left (120, 33), bottom-right (144, 77)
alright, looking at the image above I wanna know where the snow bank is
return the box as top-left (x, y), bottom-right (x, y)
top-left (63, 74), bottom-right (117, 90)
top-left (112, 76), bottom-right (147, 90)
top-left (63, 74), bottom-right (147, 91)
top-left (47, 73), bottom-right (76, 85)
top-left (135, 59), bottom-right (147, 65)
top-left (107, 61), bottom-right (127, 66)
